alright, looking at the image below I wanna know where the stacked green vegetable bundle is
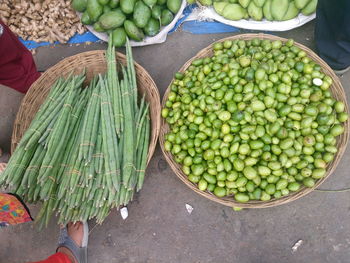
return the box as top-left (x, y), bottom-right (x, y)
top-left (0, 38), bottom-right (150, 227)
top-left (72, 0), bottom-right (182, 45)
top-left (162, 38), bottom-right (348, 203)
top-left (199, 0), bottom-right (317, 21)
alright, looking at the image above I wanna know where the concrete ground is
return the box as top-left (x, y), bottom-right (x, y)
top-left (1, 21), bottom-right (350, 263)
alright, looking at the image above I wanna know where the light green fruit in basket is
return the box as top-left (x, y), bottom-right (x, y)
top-left (253, 0), bottom-right (265, 8)
top-left (263, 0), bottom-right (273, 20)
top-left (238, 0), bottom-right (250, 8)
top-left (248, 1), bottom-right (263, 20)
top-left (167, 0), bottom-right (182, 14)
top-left (271, 0), bottom-right (289, 21)
top-left (198, 0), bottom-right (213, 6)
top-left (295, 0), bottom-right (309, 9)
top-left (302, 0), bottom-right (317, 16)
top-left (282, 1), bottom-right (299, 20)
top-left (213, 2), bottom-right (229, 15)
top-left (222, 3), bottom-right (247, 20)
top-left (99, 10), bottom-right (126, 30)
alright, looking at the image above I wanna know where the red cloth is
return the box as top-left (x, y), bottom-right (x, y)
top-left (0, 20), bottom-right (41, 93)
top-left (28, 252), bottom-right (72, 263)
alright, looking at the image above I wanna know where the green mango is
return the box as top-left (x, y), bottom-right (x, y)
top-left (167, 0), bottom-right (182, 13)
top-left (109, 0), bottom-right (119, 8)
top-left (198, 0), bottom-right (213, 6)
top-left (72, 0), bottom-right (87, 12)
top-left (248, 1), bottom-right (263, 20)
top-left (120, 0), bottom-right (137, 14)
top-left (98, 0), bottom-right (110, 5)
top-left (253, 0), bottom-right (265, 7)
top-left (282, 1), bottom-right (299, 20)
top-left (263, 0), bottom-right (273, 20)
top-left (144, 18), bottom-right (160, 36)
top-left (161, 9), bottom-right (174, 25)
top-left (99, 10), bottom-right (126, 30)
top-left (111, 27), bottom-right (127, 47)
top-left (87, 0), bottom-right (103, 22)
top-left (222, 3), bottom-right (247, 20)
top-left (157, 0), bottom-right (166, 5)
top-left (238, 0), bottom-right (250, 8)
top-left (144, 0), bottom-right (157, 7)
top-left (124, 20), bottom-right (145, 41)
top-left (271, 0), bottom-right (288, 21)
top-left (295, 0), bottom-right (309, 9)
top-left (214, 2), bottom-right (229, 15)
top-left (93, 22), bottom-right (105, 32)
top-left (302, 0), bottom-right (317, 16)
top-left (81, 11), bottom-right (92, 25)
top-left (103, 5), bottom-right (112, 12)
top-left (152, 5), bottom-right (162, 19)
top-left (133, 1), bottom-right (151, 28)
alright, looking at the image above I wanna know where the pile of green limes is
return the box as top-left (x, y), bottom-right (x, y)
top-left (162, 38), bottom-right (348, 203)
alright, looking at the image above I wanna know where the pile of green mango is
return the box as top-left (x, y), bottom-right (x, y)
top-left (198, 0), bottom-right (317, 21)
top-left (72, 0), bottom-right (182, 46)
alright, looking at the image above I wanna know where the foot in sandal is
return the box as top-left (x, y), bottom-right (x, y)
top-left (57, 222), bottom-right (89, 263)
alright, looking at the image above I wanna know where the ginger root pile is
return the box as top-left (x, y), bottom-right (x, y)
top-left (0, 0), bottom-right (85, 43)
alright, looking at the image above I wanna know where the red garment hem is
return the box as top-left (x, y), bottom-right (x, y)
top-left (27, 252), bottom-right (72, 263)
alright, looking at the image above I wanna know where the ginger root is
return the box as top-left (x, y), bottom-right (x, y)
top-left (0, 0), bottom-right (86, 43)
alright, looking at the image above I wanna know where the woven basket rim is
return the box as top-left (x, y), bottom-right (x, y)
top-left (11, 50), bottom-right (161, 167)
top-left (160, 33), bottom-right (350, 208)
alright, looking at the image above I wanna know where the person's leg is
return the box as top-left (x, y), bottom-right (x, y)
top-left (27, 222), bottom-right (86, 263)
top-left (315, 0), bottom-right (350, 72)
top-left (0, 20), bottom-right (41, 93)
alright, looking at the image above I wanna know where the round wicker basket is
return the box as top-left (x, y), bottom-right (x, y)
top-left (160, 33), bottom-right (350, 208)
top-left (11, 50), bottom-right (161, 165)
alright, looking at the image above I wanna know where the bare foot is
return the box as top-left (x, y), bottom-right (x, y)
top-left (57, 222), bottom-right (84, 263)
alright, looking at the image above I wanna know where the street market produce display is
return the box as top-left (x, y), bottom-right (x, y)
top-left (0, 0), bottom-right (85, 43)
top-left (161, 36), bottom-right (348, 204)
top-left (0, 38), bottom-right (150, 227)
top-left (72, 0), bottom-right (182, 46)
top-left (198, 0), bottom-right (317, 21)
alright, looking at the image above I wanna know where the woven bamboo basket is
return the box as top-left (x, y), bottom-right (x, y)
top-left (11, 50), bottom-right (161, 165)
top-left (160, 33), bottom-right (350, 208)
